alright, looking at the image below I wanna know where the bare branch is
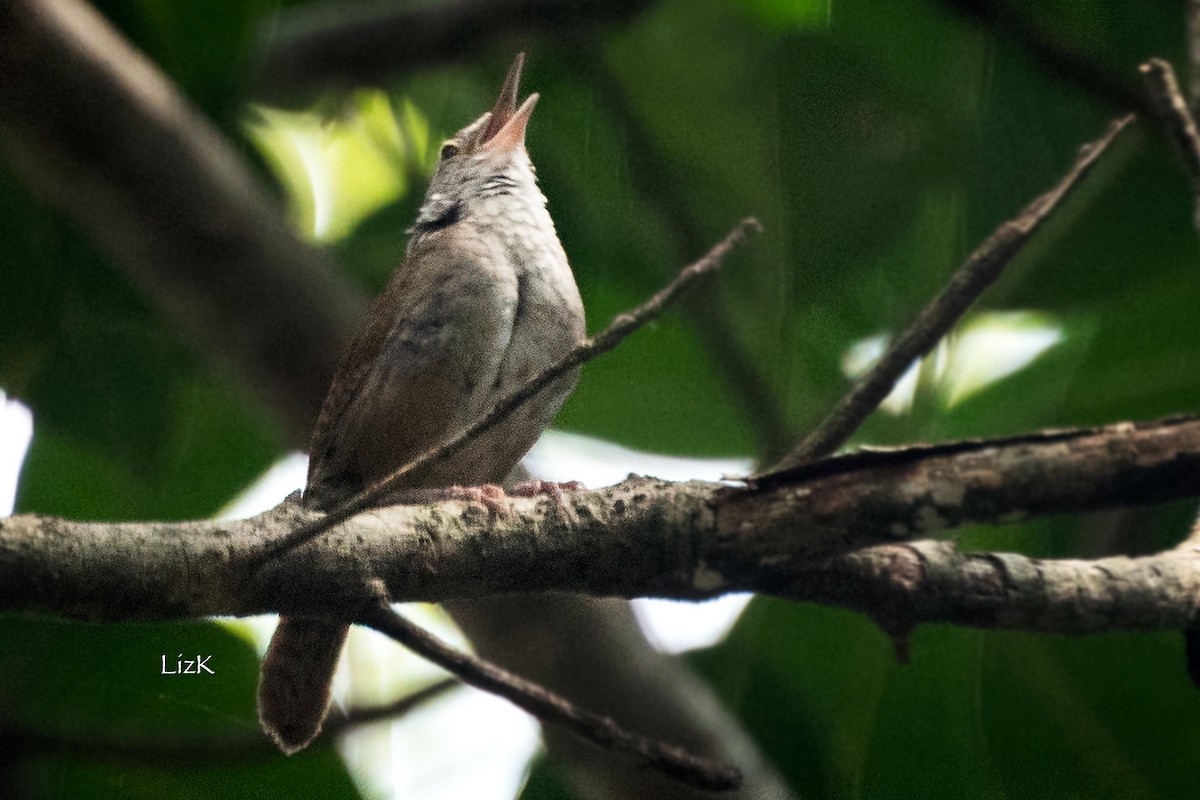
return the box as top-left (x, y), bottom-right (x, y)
top-left (765, 116), bottom-right (1131, 474)
top-left (254, 218), bottom-right (761, 568)
top-left (360, 604), bottom-right (742, 792)
top-left (1139, 58), bottom-right (1200, 229)
top-left (784, 538), bottom-right (1200, 635)
top-left (324, 677), bottom-right (459, 735)
top-left (4, 415), bottom-right (1198, 622)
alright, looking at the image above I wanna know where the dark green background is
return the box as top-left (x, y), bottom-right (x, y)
top-left (2, 0), bottom-right (1198, 797)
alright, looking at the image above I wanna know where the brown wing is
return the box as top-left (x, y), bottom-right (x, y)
top-left (304, 286), bottom-right (397, 495)
top-left (304, 230), bottom-right (517, 509)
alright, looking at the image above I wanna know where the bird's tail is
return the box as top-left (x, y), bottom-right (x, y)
top-left (258, 616), bottom-right (349, 753)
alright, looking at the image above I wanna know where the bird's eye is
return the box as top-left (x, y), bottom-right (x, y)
top-left (439, 142), bottom-right (460, 160)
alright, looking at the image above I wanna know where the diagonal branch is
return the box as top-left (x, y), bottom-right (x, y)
top-left (1140, 58), bottom-right (1200, 229)
top-left (323, 677), bottom-right (459, 734)
top-left (359, 603), bottom-right (742, 792)
top-left (253, 218), bottom-right (761, 568)
top-left (764, 116), bottom-right (1131, 475)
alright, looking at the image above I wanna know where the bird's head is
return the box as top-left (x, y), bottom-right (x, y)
top-left (413, 54), bottom-right (543, 233)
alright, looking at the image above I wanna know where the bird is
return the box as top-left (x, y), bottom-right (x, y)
top-left (257, 53), bottom-right (586, 754)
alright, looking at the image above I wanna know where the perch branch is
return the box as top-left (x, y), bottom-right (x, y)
top-left (3, 415), bottom-right (1199, 622)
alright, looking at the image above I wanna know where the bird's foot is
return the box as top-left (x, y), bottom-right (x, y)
top-left (386, 481), bottom-right (581, 516)
top-left (383, 484), bottom-right (508, 516)
top-left (446, 483), bottom-right (508, 516)
top-left (508, 479), bottom-right (585, 504)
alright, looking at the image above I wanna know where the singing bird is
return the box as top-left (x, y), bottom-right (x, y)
top-left (258, 54), bottom-right (586, 753)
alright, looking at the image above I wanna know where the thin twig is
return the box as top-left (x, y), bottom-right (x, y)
top-left (764, 117), bottom-right (1131, 475)
top-left (1139, 58), bottom-right (1200, 229)
top-left (252, 218), bottom-right (761, 568)
top-left (359, 603), bottom-right (743, 792)
top-left (324, 677), bottom-right (459, 735)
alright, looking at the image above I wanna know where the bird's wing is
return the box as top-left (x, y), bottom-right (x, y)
top-left (304, 232), bottom-right (517, 508)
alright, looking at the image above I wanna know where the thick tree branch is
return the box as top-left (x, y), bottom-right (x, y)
top-left (786, 538), bottom-right (1200, 636)
top-left (766, 116), bottom-right (1132, 474)
top-left (4, 416), bottom-right (1198, 624)
top-left (0, 0), bottom-right (363, 443)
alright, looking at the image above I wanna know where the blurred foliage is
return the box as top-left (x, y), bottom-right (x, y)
top-left (1, 0), bottom-right (1199, 798)
top-left (2, 617), bottom-right (358, 799)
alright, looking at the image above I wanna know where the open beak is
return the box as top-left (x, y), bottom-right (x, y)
top-left (480, 53), bottom-right (537, 153)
